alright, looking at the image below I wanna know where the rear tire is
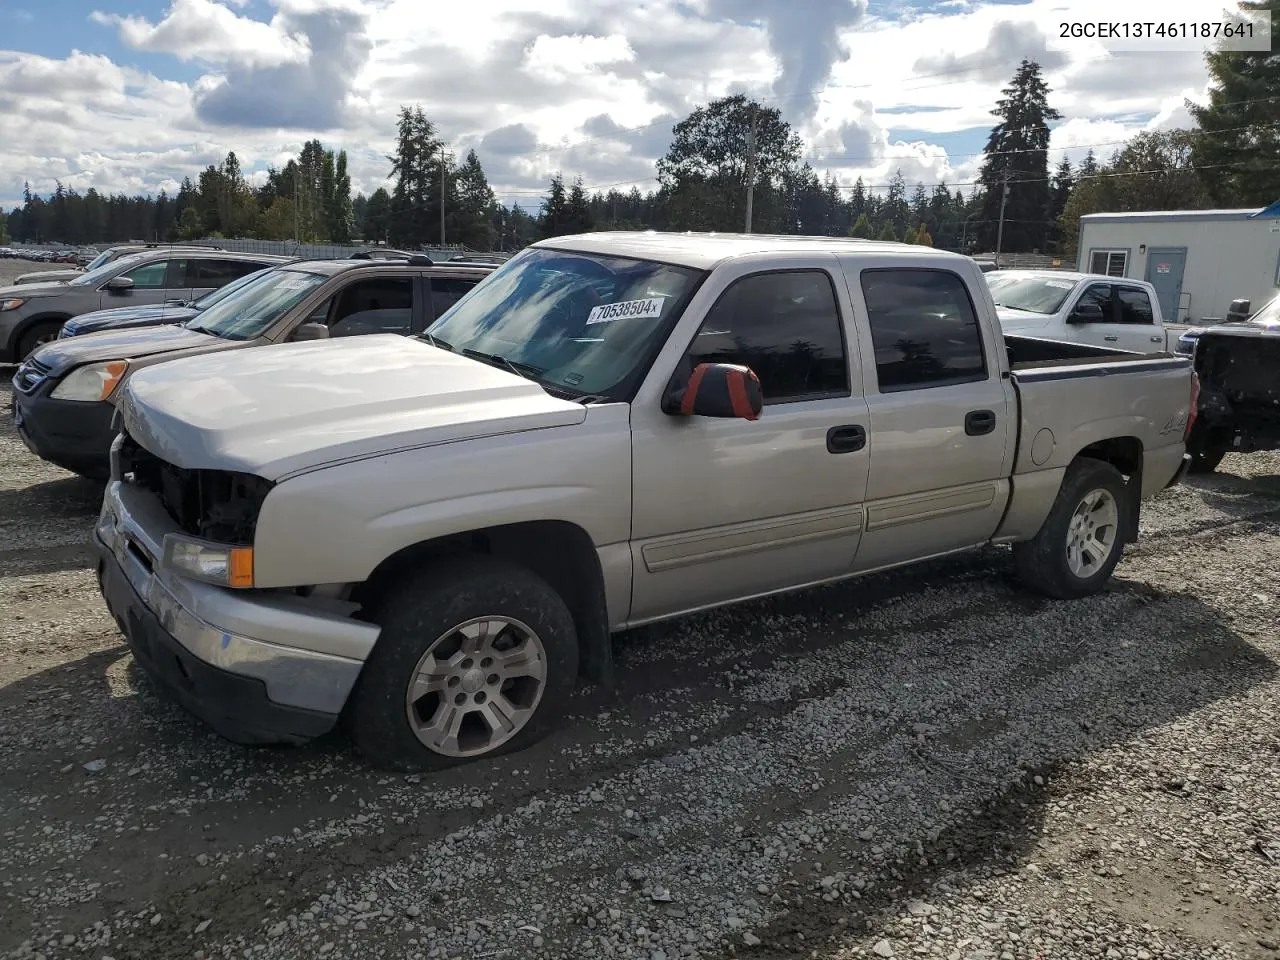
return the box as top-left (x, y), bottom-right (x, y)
top-left (17, 321), bottom-right (64, 361)
top-left (1013, 458), bottom-right (1130, 600)
top-left (1187, 448), bottom-right (1226, 474)
top-left (349, 555), bottom-right (579, 771)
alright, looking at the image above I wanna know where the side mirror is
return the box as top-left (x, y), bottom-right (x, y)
top-left (1069, 302), bottom-right (1105, 324)
top-left (664, 362), bottom-right (763, 420)
top-left (289, 321), bottom-right (329, 342)
top-left (104, 276), bottom-right (134, 293)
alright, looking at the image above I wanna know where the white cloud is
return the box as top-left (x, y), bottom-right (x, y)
top-left (0, 0), bottom-right (1220, 212)
top-left (92, 0), bottom-right (311, 68)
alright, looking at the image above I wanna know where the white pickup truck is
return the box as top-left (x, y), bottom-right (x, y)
top-left (987, 271), bottom-right (1174, 354)
top-left (93, 234), bottom-right (1196, 770)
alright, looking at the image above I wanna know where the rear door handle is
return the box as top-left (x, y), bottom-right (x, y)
top-left (1150, 336), bottom-right (1163, 343)
top-left (826, 424), bottom-right (866, 454)
top-left (1103, 335), bottom-right (1119, 342)
top-left (965, 410), bottom-right (996, 436)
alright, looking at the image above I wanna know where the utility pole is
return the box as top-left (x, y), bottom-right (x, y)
top-left (744, 104), bottom-right (758, 234)
top-left (994, 176), bottom-right (1010, 268)
top-left (440, 147), bottom-right (449, 247)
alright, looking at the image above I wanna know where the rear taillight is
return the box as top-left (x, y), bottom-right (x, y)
top-left (1185, 370), bottom-right (1200, 441)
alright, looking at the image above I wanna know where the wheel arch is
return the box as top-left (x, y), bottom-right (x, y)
top-left (354, 519), bottom-right (613, 685)
top-left (9, 312), bottom-right (74, 355)
top-left (1072, 435), bottom-right (1143, 544)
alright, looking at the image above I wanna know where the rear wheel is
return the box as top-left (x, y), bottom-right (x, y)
top-left (1013, 458), bottom-right (1130, 600)
top-left (17, 321), bottom-right (64, 361)
top-left (349, 556), bottom-right (579, 771)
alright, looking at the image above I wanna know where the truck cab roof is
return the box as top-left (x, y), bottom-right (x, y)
top-left (535, 231), bottom-right (966, 271)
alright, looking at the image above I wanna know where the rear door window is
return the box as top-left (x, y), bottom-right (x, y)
top-left (860, 269), bottom-right (988, 391)
top-left (1115, 287), bottom-right (1154, 324)
top-left (430, 277), bottom-right (479, 320)
top-left (188, 259), bottom-right (266, 288)
top-left (326, 276), bottom-right (416, 337)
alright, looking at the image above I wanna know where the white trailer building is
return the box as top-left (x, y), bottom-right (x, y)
top-left (1077, 206), bottom-right (1280, 324)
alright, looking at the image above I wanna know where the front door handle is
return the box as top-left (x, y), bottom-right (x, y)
top-left (1150, 335), bottom-right (1163, 343)
top-left (826, 424), bottom-right (866, 454)
top-left (1103, 335), bottom-right (1119, 342)
top-left (965, 410), bottom-right (996, 436)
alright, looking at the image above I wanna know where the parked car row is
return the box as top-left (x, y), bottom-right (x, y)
top-left (6, 232), bottom-right (1199, 770)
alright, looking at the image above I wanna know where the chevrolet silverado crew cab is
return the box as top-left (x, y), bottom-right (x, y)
top-left (94, 234), bottom-right (1196, 770)
top-left (1, 248), bottom-right (288, 362)
top-left (12, 256), bottom-right (494, 478)
top-left (986, 271), bottom-right (1173, 353)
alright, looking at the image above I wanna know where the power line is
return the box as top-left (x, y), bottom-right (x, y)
top-left (797, 119), bottom-right (1280, 166)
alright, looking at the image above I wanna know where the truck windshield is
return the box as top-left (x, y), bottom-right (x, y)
top-left (185, 269), bottom-right (328, 340)
top-left (425, 247), bottom-right (704, 399)
top-left (986, 273), bottom-right (1075, 315)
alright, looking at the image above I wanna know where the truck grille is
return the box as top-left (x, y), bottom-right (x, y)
top-left (13, 357), bottom-right (51, 394)
top-left (118, 431), bottom-right (273, 545)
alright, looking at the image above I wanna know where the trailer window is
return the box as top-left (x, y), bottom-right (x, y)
top-left (1088, 249), bottom-right (1128, 277)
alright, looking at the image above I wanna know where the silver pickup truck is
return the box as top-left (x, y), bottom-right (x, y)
top-left (93, 234), bottom-right (1196, 770)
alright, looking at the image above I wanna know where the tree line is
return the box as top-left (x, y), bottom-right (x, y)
top-left (4, 0), bottom-right (1275, 257)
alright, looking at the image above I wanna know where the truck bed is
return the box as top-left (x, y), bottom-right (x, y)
top-left (1003, 333), bottom-right (1168, 369)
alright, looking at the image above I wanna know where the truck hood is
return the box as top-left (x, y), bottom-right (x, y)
top-left (32, 323), bottom-right (222, 378)
top-left (62, 303), bottom-right (198, 337)
top-left (118, 335), bottom-right (589, 481)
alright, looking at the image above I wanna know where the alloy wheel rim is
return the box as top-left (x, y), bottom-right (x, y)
top-left (1065, 487), bottom-right (1119, 579)
top-left (404, 616), bottom-right (548, 757)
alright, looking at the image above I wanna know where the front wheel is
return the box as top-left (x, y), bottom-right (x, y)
top-left (17, 321), bottom-right (64, 361)
top-left (1013, 458), bottom-right (1130, 600)
top-left (349, 556), bottom-right (579, 770)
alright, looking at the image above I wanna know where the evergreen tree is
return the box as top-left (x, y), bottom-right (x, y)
top-left (977, 59), bottom-right (1061, 253)
top-left (1189, 0), bottom-right (1280, 205)
top-left (453, 150), bottom-right (498, 249)
top-left (849, 212), bottom-right (872, 239)
top-left (1078, 148), bottom-right (1099, 179)
top-left (877, 221), bottom-right (899, 242)
top-left (388, 105), bottom-right (443, 246)
top-left (914, 223), bottom-right (933, 247)
top-left (362, 187), bottom-right (392, 243)
top-left (566, 177), bottom-right (594, 234)
top-left (540, 174), bottom-right (570, 238)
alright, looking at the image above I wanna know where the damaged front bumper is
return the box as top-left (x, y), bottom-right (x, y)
top-left (95, 479), bottom-right (378, 744)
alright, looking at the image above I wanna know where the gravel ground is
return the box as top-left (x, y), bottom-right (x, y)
top-left (1, 271), bottom-right (1277, 959)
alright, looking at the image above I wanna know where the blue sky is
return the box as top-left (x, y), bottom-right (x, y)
top-left (0, 0), bottom-right (1213, 210)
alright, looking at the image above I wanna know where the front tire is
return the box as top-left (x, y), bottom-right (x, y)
top-left (349, 556), bottom-right (579, 771)
top-left (1013, 458), bottom-right (1130, 600)
top-left (17, 321), bottom-right (64, 361)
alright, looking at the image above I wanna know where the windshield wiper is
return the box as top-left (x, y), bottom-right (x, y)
top-left (460, 348), bottom-right (544, 381)
top-left (420, 332), bottom-right (453, 351)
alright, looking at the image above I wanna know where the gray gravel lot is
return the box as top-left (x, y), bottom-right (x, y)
top-left (1, 251), bottom-right (1277, 960)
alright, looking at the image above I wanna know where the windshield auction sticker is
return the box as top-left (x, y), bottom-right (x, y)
top-left (586, 297), bottom-right (666, 325)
